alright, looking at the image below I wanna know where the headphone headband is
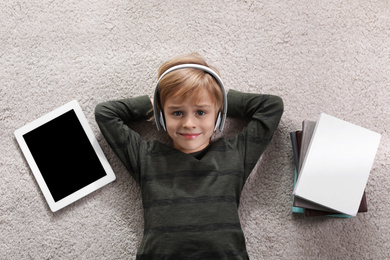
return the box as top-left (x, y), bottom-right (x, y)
top-left (153, 64), bottom-right (227, 132)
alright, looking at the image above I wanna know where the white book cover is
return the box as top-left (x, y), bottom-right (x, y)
top-left (293, 113), bottom-right (381, 216)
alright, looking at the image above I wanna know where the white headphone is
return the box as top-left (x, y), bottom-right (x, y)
top-left (153, 64), bottom-right (227, 132)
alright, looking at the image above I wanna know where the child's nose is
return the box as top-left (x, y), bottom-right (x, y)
top-left (183, 115), bottom-right (196, 128)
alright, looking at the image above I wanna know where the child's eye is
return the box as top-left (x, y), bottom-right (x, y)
top-left (197, 111), bottom-right (206, 116)
top-left (173, 111), bottom-right (183, 116)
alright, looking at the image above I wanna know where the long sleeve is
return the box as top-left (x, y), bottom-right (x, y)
top-left (94, 95), bottom-right (153, 184)
top-left (226, 90), bottom-right (284, 180)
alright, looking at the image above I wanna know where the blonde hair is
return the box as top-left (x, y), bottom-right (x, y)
top-left (156, 53), bottom-right (224, 114)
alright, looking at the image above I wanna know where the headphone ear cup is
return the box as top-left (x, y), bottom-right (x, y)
top-left (159, 110), bottom-right (167, 132)
top-left (214, 111), bottom-right (221, 132)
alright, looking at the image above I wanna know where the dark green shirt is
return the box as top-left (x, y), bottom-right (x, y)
top-left (95, 90), bottom-right (283, 259)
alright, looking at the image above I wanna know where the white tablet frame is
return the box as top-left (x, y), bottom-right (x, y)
top-left (14, 100), bottom-right (116, 212)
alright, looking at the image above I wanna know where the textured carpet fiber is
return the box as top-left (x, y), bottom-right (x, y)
top-left (1, 1), bottom-right (390, 259)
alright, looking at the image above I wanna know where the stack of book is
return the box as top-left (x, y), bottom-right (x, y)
top-left (290, 113), bottom-right (381, 217)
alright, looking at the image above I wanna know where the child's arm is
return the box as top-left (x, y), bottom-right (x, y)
top-left (226, 89), bottom-right (284, 180)
top-left (94, 96), bottom-right (152, 183)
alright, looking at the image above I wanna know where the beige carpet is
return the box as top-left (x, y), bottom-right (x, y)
top-left (2, 1), bottom-right (390, 259)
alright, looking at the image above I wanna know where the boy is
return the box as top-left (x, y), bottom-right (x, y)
top-left (95, 53), bottom-right (284, 259)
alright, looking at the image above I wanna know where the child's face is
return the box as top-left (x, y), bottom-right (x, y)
top-left (163, 90), bottom-right (218, 154)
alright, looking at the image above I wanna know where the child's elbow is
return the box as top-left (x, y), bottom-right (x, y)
top-left (94, 102), bottom-right (111, 123)
top-left (94, 103), bottom-right (104, 117)
top-left (272, 95), bottom-right (284, 114)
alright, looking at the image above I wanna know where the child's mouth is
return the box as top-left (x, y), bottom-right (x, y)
top-left (179, 133), bottom-right (201, 139)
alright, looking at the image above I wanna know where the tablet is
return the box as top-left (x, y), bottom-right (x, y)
top-left (14, 100), bottom-right (116, 212)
